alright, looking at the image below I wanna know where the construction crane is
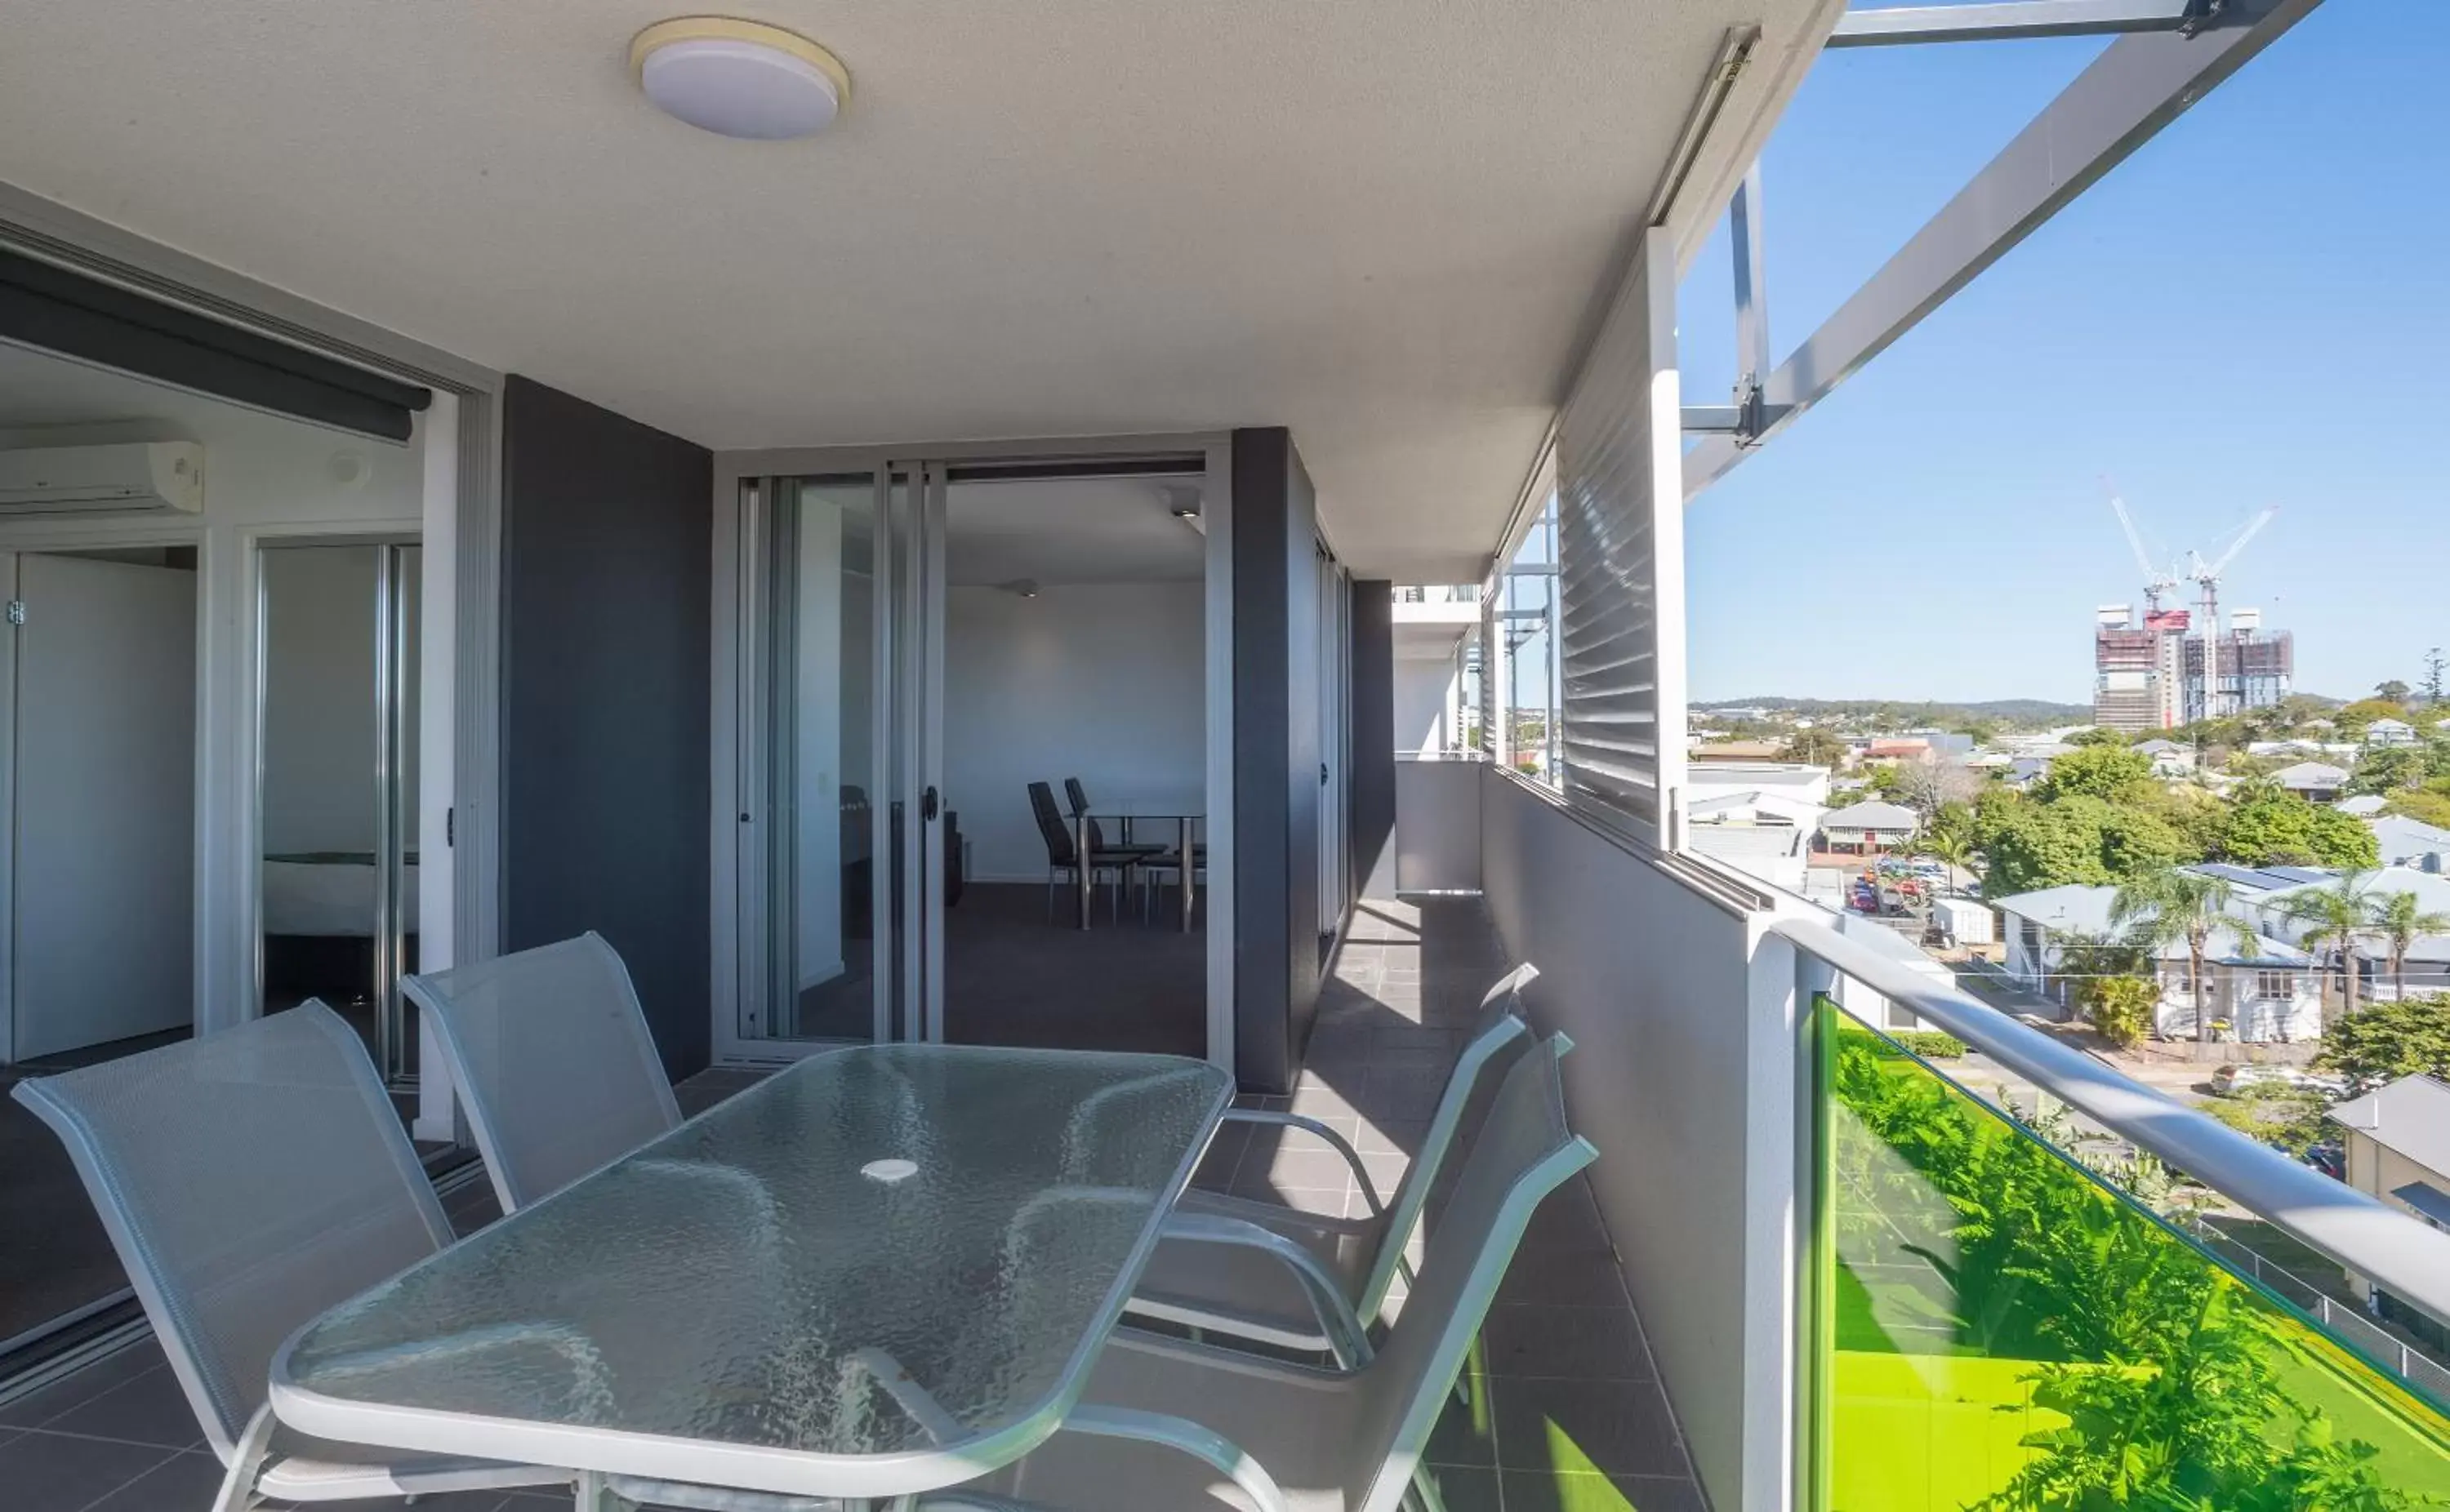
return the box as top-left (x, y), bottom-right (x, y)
top-left (2187, 505), bottom-right (2278, 719)
top-left (2104, 482), bottom-right (2182, 611)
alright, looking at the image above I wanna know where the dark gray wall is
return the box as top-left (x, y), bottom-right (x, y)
top-left (1231, 428), bottom-right (1322, 1093)
top-left (501, 376), bottom-right (712, 1081)
top-left (1350, 580), bottom-right (1396, 901)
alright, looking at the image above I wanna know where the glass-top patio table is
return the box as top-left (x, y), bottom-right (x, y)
top-left (270, 1043), bottom-right (1233, 1504)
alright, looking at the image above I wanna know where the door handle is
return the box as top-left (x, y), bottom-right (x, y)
top-left (920, 786), bottom-right (940, 821)
top-left (1320, 763), bottom-right (1330, 786)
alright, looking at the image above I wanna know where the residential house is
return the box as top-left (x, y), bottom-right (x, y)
top-left (2367, 718), bottom-right (2421, 748)
top-left (2252, 869), bottom-right (2450, 1003)
top-left (1863, 737), bottom-right (1932, 764)
top-left (2271, 760), bottom-right (2352, 803)
top-left (2371, 813), bottom-right (2450, 869)
top-left (2135, 737), bottom-right (2196, 776)
top-left (2341, 794), bottom-right (2390, 817)
top-left (1818, 799), bottom-right (1921, 856)
top-left (2328, 1076), bottom-right (2450, 1318)
top-left (1690, 740), bottom-right (1789, 763)
top-left (1997, 883), bottom-right (2322, 1041)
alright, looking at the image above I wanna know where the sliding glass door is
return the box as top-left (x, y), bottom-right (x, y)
top-left (735, 467), bottom-right (947, 1051)
top-left (257, 540), bottom-right (420, 1089)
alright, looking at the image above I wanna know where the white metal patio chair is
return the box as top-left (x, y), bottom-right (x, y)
top-left (906, 1034), bottom-right (1597, 1512)
top-left (9, 1003), bottom-right (572, 1511)
top-left (1125, 964), bottom-right (1539, 1356)
top-left (404, 930), bottom-right (682, 1212)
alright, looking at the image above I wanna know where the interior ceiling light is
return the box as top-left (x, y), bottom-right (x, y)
top-left (630, 17), bottom-right (850, 141)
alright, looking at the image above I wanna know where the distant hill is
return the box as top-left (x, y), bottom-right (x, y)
top-left (1693, 696), bottom-right (2094, 728)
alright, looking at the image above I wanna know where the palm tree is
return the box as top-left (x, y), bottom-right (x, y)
top-left (2273, 874), bottom-right (2379, 1025)
top-left (2111, 868), bottom-right (2245, 1043)
top-left (1912, 827), bottom-right (1979, 896)
top-left (2367, 888), bottom-right (2450, 1000)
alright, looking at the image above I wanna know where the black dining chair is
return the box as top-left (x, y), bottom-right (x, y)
top-left (1031, 780), bottom-right (1144, 923)
top-left (1064, 776), bottom-right (1167, 917)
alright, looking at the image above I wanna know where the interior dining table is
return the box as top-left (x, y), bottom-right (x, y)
top-left (1072, 811), bottom-right (1202, 932)
top-left (269, 1043), bottom-right (1233, 1509)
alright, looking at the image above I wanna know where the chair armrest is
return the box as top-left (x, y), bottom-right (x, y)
top-left (1061, 1403), bottom-right (1292, 1512)
top-left (1157, 1211), bottom-right (1374, 1368)
top-left (1218, 1110), bottom-right (1386, 1217)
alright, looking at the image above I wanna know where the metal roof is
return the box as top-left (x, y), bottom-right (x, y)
top-left (2330, 1075), bottom-right (2450, 1177)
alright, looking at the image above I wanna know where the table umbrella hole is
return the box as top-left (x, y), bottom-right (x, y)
top-left (862, 1158), bottom-right (920, 1185)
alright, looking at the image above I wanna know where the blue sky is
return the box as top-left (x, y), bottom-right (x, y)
top-left (1678, 0), bottom-right (2448, 705)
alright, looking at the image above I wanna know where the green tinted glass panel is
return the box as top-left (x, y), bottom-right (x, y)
top-left (1809, 996), bottom-right (2450, 1510)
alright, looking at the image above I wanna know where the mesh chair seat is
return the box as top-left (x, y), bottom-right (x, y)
top-left (405, 932), bottom-right (680, 1212)
top-left (8, 1003), bottom-right (569, 1508)
top-left (256, 1425), bottom-right (569, 1500)
top-left (1129, 1192), bottom-right (1380, 1348)
top-left (1125, 966), bottom-right (1536, 1351)
top-left (933, 1037), bottom-right (1595, 1512)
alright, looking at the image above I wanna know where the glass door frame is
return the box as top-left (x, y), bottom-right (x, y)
top-left (710, 435), bottom-right (1237, 1072)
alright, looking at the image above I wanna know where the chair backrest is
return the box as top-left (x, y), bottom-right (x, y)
top-left (1029, 780), bottom-right (1078, 867)
top-left (403, 932), bottom-right (680, 1212)
top-left (1063, 777), bottom-right (1090, 817)
top-left (1347, 1036), bottom-right (1595, 1512)
top-left (10, 1004), bottom-right (454, 1464)
top-left (1356, 963), bottom-right (1538, 1317)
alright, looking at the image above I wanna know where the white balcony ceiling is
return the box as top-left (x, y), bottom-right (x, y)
top-left (0, 0), bottom-right (1829, 580)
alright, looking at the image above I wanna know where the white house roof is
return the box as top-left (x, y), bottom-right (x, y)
top-left (2136, 739), bottom-right (2185, 754)
top-left (1821, 800), bottom-right (1919, 831)
top-left (2328, 1075), bottom-right (2450, 1178)
top-left (2369, 718), bottom-right (2416, 732)
top-left (2340, 794), bottom-right (2389, 817)
top-left (1995, 883), bottom-right (2310, 966)
top-left (2252, 869), bottom-right (2450, 963)
top-left (2271, 761), bottom-right (2351, 787)
top-left (2371, 814), bottom-right (2450, 862)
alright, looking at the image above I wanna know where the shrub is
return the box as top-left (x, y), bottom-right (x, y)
top-left (2080, 974), bottom-right (2159, 1049)
top-left (1890, 1029), bottom-right (1966, 1059)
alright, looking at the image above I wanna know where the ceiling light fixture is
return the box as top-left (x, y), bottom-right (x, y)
top-left (630, 17), bottom-right (850, 141)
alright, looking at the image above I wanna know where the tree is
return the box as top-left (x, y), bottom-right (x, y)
top-left (2034, 743), bottom-right (2154, 803)
top-left (2349, 743), bottom-right (2430, 797)
top-left (2315, 995), bottom-right (2450, 1093)
top-left (1779, 726), bottom-right (1846, 768)
top-left (1977, 796), bottom-right (2113, 896)
top-left (2424, 648), bottom-right (2445, 708)
top-left (2376, 679), bottom-right (2414, 705)
top-left (2274, 874), bottom-right (2380, 1026)
top-left (2336, 696), bottom-right (2408, 734)
top-left (2387, 783), bottom-right (2450, 829)
top-left (2066, 726), bottom-right (2132, 747)
top-left (2113, 868), bottom-right (2247, 1043)
top-left (2204, 1083), bottom-right (2334, 1159)
top-left (2221, 792), bottom-right (2380, 869)
top-left (1892, 756), bottom-right (1982, 820)
top-left (2368, 890), bottom-right (2450, 999)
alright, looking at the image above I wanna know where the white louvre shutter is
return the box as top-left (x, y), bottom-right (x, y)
top-left (1556, 228), bottom-right (1686, 849)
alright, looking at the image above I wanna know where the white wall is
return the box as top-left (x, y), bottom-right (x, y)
top-left (260, 545), bottom-right (379, 855)
top-left (1394, 654), bottom-right (1459, 755)
top-left (1480, 769), bottom-right (1792, 1512)
top-left (945, 582), bottom-right (1203, 883)
top-left (0, 382), bottom-right (426, 1037)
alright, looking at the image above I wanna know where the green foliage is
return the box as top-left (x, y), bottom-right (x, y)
top-left (1780, 726), bottom-right (1848, 768)
top-left (2034, 743), bottom-right (2155, 803)
top-left (2381, 680), bottom-right (2417, 705)
top-left (2353, 744), bottom-right (2433, 797)
top-left (2081, 974), bottom-right (2158, 1048)
top-left (2316, 995), bottom-right (2450, 1094)
top-left (1824, 1020), bottom-right (2443, 1510)
top-left (1890, 1029), bottom-right (1967, 1059)
top-left (2373, 893), bottom-right (2450, 993)
top-left (2387, 782), bottom-right (2450, 830)
top-left (2222, 794), bottom-right (2381, 869)
top-left (1977, 794), bottom-right (2114, 896)
top-left (2204, 1084), bottom-right (2334, 1159)
top-left (2340, 697), bottom-right (2412, 732)
top-left (2278, 874), bottom-right (2384, 1021)
top-left (2065, 727), bottom-right (2132, 747)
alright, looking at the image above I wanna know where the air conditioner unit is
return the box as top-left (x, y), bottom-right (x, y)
top-left (0, 442), bottom-right (205, 518)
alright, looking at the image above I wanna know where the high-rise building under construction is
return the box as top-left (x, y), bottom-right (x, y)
top-left (2093, 604), bottom-right (2293, 732)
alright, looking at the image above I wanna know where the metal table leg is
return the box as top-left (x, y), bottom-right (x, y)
top-left (1180, 816), bottom-right (1196, 932)
top-left (1075, 812), bottom-right (1094, 931)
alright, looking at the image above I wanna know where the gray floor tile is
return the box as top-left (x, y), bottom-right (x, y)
top-left (33, 1364), bottom-right (202, 1448)
top-left (1423, 1465), bottom-right (1503, 1511)
top-left (1501, 1469), bottom-right (1708, 1512)
top-left (1494, 1377), bottom-right (1690, 1480)
top-left (1496, 1246), bottom-right (1632, 1309)
top-left (1481, 1305), bottom-right (1654, 1381)
top-left (82, 1449), bottom-right (227, 1510)
top-left (1238, 1145), bottom-right (1363, 1190)
top-left (0, 1341), bottom-right (163, 1428)
top-left (1424, 1387), bottom-right (1500, 1468)
top-left (1354, 1117), bottom-right (1429, 1156)
top-left (0, 1428), bottom-right (175, 1512)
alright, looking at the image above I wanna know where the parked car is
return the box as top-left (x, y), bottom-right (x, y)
top-left (2210, 1064), bottom-right (2346, 1096)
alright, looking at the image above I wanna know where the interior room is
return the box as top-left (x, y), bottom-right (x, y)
top-left (740, 467), bottom-right (1210, 1060)
top-left (941, 471), bottom-right (1208, 1053)
top-left (0, 336), bottom-right (430, 1354)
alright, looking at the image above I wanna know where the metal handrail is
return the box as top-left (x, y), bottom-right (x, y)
top-left (1772, 914), bottom-right (2450, 1332)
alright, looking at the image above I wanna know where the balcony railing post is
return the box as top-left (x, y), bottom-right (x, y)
top-left (1793, 950), bottom-right (1838, 1512)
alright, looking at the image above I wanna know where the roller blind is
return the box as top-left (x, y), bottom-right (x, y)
top-left (1555, 228), bottom-right (1686, 849)
top-left (0, 246), bottom-right (430, 442)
